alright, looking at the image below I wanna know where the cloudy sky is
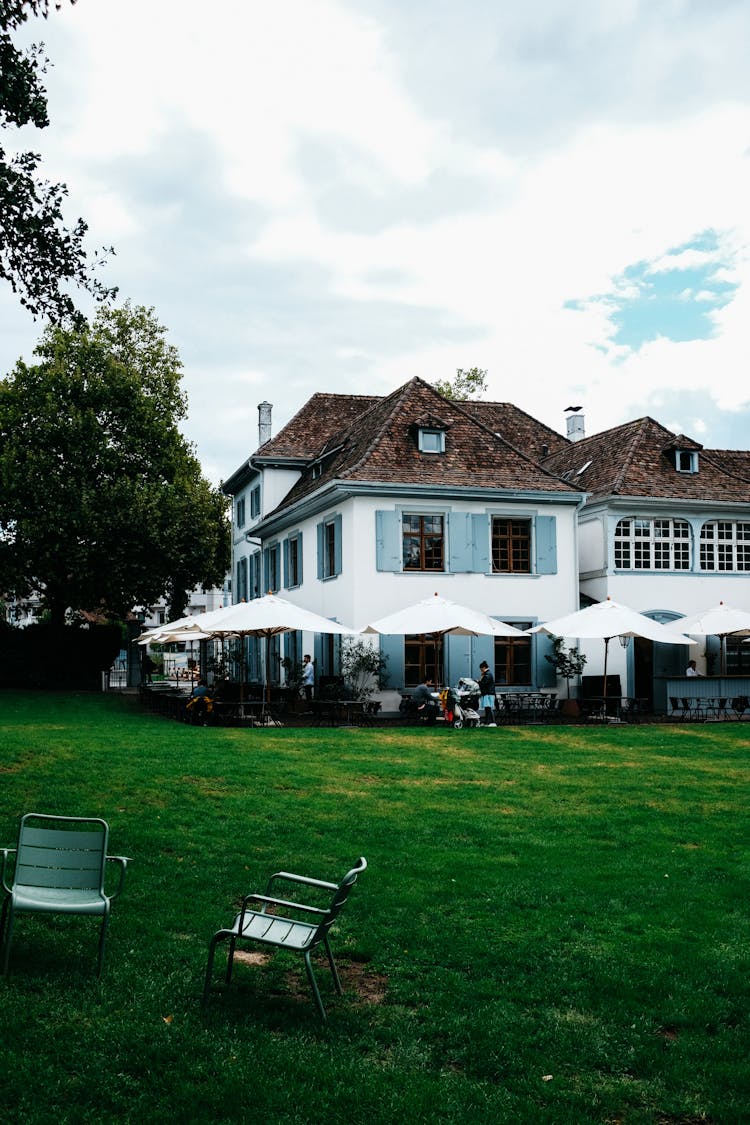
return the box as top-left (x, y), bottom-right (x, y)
top-left (3, 0), bottom-right (750, 484)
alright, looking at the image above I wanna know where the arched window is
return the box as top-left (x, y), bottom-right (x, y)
top-left (614, 518), bottom-right (691, 570)
top-left (700, 521), bottom-right (750, 572)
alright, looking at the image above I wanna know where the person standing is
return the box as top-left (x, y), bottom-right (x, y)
top-left (301, 654), bottom-right (315, 705)
top-left (477, 661), bottom-right (497, 727)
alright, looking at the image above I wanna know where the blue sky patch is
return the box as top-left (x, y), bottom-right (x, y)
top-left (567, 231), bottom-right (738, 351)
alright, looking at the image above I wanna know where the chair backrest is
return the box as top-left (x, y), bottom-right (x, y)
top-left (14, 813), bottom-right (108, 894)
top-left (310, 857), bottom-right (367, 948)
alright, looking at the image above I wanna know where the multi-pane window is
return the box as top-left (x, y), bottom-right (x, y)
top-left (403, 514), bottom-right (444, 571)
top-left (494, 626), bottom-right (532, 685)
top-left (236, 557), bottom-right (248, 601)
top-left (404, 634), bottom-right (441, 687)
top-left (700, 521), bottom-right (750, 571)
top-left (492, 518), bottom-right (531, 573)
top-left (317, 515), bottom-right (342, 580)
top-left (265, 543), bottom-right (280, 593)
top-left (614, 518), bottom-right (691, 570)
top-left (726, 636), bottom-right (750, 674)
top-left (324, 521), bottom-right (336, 577)
top-left (285, 533), bottom-right (301, 588)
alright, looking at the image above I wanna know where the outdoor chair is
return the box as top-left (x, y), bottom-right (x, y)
top-left (203, 856), bottom-right (367, 1020)
top-left (0, 813), bottom-right (129, 977)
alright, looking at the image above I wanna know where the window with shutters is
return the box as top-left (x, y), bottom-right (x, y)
top-left (403, 513), bottom-right (444, 571)
top-left (491, 518), bottom-right (531, 573)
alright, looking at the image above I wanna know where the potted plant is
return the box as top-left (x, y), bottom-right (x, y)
top-left (544, 637), bottom-right (587, 716)
top-left (340, 638), bottom-right (389, 702)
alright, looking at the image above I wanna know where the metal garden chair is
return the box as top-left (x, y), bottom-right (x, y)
top-left (0, 813), bottom-right (130, 977)
top-left (203, 856), bottom-right (367, 1020)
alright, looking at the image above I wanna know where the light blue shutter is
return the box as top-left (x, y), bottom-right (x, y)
top-left (472, 514), bottom-right (490, 573)
top-left (448, 512), bottom-right (472, 573)
top-left (535, 632), bottom-right (556, 687)
top-left (283, 539), bottom-right (290, 589)
top-left (316, 521), bottom-right (324, 580)
top-left (333, 514), bottom-right (342, 576)
top-left (297, 533), bottom-right (303, 587)
top-left (379, 635), bottom-right (405, 689)
top-left (375, 510), bottom-right (401, 572)
top-left (535, 516), bottom-right (557, 574)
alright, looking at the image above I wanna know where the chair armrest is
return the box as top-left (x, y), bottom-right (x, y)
top-left (1, 848), bottom-right (16, 895)
top-left (105, 854), bottom-right (131, 900)
top-left (241, 893), bottom-right (328, 916)
top-left (265, 871), bottom-right (338, 895)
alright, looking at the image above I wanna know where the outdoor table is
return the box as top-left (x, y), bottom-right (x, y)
top-left (581, 696), bottom-right (624, 722)
top-left (210, 700), bottom-right (283, 727)
top-left (497, 692), bottom-right (557, 722)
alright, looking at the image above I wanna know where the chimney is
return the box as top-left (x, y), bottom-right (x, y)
top-left (258, 401), bottom-right (272, 447)
top-left (565, 406), bottom-right (585, 442)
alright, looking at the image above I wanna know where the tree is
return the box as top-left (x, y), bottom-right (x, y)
top-left (0, 303), bottom-right (230, 626)
top-left (432, 367), bottom-right (488, 401)
top-left (340, 638), bottom-right (389, 701)
top-left (0, 0), bottom-right (115, 320)
top-left (544, 636), bottom-right (587, 699)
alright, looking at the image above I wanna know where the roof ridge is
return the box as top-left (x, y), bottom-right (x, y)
top-left (612, 417), bottom-right (652, 494)
top-left (339, 377), bottom-right (437, 479)
top-left (446, 394), bottom-right (580, 488)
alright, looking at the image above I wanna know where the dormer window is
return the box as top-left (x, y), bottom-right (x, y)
top-left (675, 450), bottom-right (698, 474)
top-left (418, 428), bottom-right (445, 454)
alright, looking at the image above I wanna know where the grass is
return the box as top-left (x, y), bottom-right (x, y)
top-left (0, 691), bottom-right (748, 1124)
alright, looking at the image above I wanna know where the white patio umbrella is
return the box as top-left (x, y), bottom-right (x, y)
top-left (361, 593), bottom-right (525, 684)
top-left (137, 622), bottom-right (214, 687)
top-left (529, 597), bottom-right (696, 700)
top-left (662, 601), bottom-right (750, 675)
top-left (173, 593), bottom-right (357, 704)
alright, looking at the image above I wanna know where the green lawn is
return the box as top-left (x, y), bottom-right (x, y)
top-left (1, 692), bottom-right (748, 1124)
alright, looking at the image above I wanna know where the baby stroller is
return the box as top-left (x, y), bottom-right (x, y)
top-left (444, 679), bottom-right (481, 729)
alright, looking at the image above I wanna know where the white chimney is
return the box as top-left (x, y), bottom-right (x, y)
top-left (258, 401), bottom-right (272, 446)
top-left (565, 407), bottom-right (585, 442)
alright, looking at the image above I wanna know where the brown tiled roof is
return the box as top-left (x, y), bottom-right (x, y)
top-left (542, 416), bottom-right (750, 503)
top-left (267, 377), bottom-right (579, 514)
top-left (256, 393), bottom-right (381, 460)
top-left (459, 400), bottom-right (570, 459)
top-left (705, 449), bottom-right (750, 483)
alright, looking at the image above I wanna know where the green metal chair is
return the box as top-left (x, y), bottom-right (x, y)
top-left (203, 856), bottom-right (366, 1020)
top-left (1, 813), bottom-right (130, 977)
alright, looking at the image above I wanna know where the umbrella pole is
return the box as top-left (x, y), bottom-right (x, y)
top-left (265, 634), bottom-right (271, 717)
top-left (603, 637), bottom-right (610, 713)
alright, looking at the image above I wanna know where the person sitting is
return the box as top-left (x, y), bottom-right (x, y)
top-left (686, 660), bottom-right (703, 678)
top-left (187, 678), bottom-right (212, 724)
top-left (412, 679), bottom-right (438, 725)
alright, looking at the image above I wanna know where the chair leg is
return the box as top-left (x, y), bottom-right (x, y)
top-left (225, 936), bottom-right (237, 985)
top-left (303, 949), bottom-right (327, 1021)
top-left (96, 909), bottom-right (110, 977)
top-left (322, 934), bottom-right (343, 995)
top-left (2, 905), bottom-right (15, 977)
top-left (202, 933), bottom-right (221, 1007)
top-left (0, 895), bottom-right (8, 948)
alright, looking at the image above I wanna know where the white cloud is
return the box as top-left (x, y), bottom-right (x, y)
top-left (4, 0), bottom-right (750, 478)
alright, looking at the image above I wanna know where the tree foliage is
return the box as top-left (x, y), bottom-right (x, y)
top-left (432, 367), bottom-right (488, 401)
top-left (0, 303), bottom-right (230, 625)
top-left (544, 636), bottom-right (587, 698)
top-left (0, 0), bottom-right (115, 320)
